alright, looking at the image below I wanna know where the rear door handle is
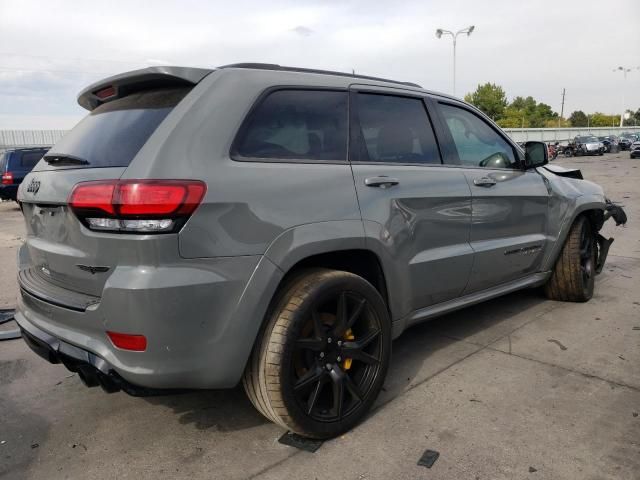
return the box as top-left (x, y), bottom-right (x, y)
top-left (365, 176), bottom-right (400, 188)
top-left (473, 177), bottom-right (497, 187)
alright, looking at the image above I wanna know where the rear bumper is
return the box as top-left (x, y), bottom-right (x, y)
top-left (15, 254), bottom-right (283, 390)
top-left (0, 184), bottom-right (18, 200)
top-left (19, 319), bottom-right (168, 395)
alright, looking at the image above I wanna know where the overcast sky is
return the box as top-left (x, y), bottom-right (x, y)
top-left (1, 0), bottom-right (639, 129)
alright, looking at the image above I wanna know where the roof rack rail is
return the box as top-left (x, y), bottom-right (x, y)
top-left (218, 63), bottom-right (422, 88)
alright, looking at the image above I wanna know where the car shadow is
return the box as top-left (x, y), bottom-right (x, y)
top-left (144, 383), bottom-right (269, 432)
top-left (373, 288), bottom-right (549, 408)
top-left (142, 287), bottom-right (549, 433)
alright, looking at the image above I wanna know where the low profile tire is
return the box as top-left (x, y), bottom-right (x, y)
top-left (243, 269), bottom-right (391, 439)
top-left (544, 216), bottom-right (595, 302)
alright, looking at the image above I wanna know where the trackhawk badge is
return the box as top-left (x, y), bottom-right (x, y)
top-left (76, 264), bottom-right (110, 275)
top-left (26, 178), bottom-right (41, 194)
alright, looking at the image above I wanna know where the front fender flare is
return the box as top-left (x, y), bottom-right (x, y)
top-left (541, 193), bottom-right (606, 272)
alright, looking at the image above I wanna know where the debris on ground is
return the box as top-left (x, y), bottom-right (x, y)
top-left (529, 466), bottom-right (538, 473)
top-left (0, 308), bottom-right (20, 341)
top-left (278, 432), bottom-right (323, 453)
top-left (547, 339), bottom-right (568, 351)
top-left (417, 449), bottom-right (440, 468)
top-left (633, 412), bottom-right (638, 418)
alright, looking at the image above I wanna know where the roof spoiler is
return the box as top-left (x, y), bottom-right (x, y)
top-left (77, 66), bottom-right (213, 111)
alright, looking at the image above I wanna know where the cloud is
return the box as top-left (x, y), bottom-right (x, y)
top-left (291, 25), bottom-right (314, 36)
top-left (0, 0), bottom-right (638, 129)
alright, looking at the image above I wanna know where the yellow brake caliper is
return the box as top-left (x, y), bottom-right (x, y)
top-left (343, 328), bottom-right (355, 370)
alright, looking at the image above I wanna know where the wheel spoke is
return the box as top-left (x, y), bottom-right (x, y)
top-left (344, 329), bottom-right (380, 351)
top-left (346, 298), bottom-right (366, 332)
top-left (294, 367), bottom-right (324, 392)
top-left (344, 348), bottom-right (380, 365)
top-left (344, 372), bottom-right (364, 403)
top-left (331, 374), bottom-right (345, 420)
top-left (306, 376), bottom-right (328, 414)
top-left (295, 338), bottom-right (324, 352)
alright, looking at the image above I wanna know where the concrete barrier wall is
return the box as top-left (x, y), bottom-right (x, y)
top-left (0, 130), bottom-right (66, 150)
top-left (503, 126), bottom-right (639, 143)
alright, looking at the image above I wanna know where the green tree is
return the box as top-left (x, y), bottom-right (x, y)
top-left (464, 83), bottom-right (507, 120)
top-left (590, 112), bottom-right (618, 127)
top-left (569, 110), bottom-right (588, 127)
top-left (622, 108), bottom-right (640, 126)
top-left (496, 106), bottom-right (527, 128)
top-left (528, 102), bottom-right (557, 128)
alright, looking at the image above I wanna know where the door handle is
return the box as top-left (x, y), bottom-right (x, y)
top-left (365, 176), bottom-right (400, 188)
top-left (473, 177), bottom-right (497, 187)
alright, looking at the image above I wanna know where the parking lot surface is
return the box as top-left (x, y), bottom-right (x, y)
top-left (1, 152), bottom-right (639, 480)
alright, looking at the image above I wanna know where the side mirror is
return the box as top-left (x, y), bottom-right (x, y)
top-left (524, 141), bottom-right (548, 168)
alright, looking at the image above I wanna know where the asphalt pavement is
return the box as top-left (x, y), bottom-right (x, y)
top-left (1, 152), bottom-right (639, 480)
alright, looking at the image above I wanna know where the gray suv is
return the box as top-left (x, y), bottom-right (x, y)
top-left (15, 64), bottom-right (626, 439)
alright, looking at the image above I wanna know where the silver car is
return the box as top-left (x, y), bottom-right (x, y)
top-left (15, 64), bottom-right (626, 439)
top-left (575, 135), bottom-right (605, 155)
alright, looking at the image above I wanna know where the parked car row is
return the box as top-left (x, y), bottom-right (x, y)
top-left (540, 132), bottom-right (640, 159)
top-left (0, 147), bottom-right (50, 201)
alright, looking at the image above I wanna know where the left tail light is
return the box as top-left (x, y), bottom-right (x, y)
top-left (69, 179), bottom-right (206, 234)
top-left (1, 172), bottom-right (13, 185)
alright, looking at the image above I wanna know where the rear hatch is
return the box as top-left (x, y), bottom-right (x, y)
top-left (18, 69), bottom-right (209, 301)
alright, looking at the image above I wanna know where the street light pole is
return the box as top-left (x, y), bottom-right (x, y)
top-left (613, 66), bottom-right (639, 127)
top-left (436, 25), bottom-right (475, 96)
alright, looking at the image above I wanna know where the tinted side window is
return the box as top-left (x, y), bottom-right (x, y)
top-left (234, 90), bottom-right (347, 161)
top-left (439, 103), bottom-right (518, 169)
top-left (353, 93), bottom-right (441, 164)
top-left (19, 151), bottom-right (45, 170)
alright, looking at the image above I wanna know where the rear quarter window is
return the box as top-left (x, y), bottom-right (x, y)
top-left (233, 89), bottom-right (348, 162)
top-left (42, 87), bottom-right (190, 169)
top-left (18, 151), bottom-right (46, 170)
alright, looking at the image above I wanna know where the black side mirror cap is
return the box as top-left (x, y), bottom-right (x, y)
top-left (524, 141), bottom-right (548, 168)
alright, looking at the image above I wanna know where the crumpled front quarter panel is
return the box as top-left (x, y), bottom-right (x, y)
top-left (537, 167), bottom-right (606, 271)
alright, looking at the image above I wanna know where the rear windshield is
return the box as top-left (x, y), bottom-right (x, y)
top-left (19, 151), bottom-right (47, 169)
top-left (43, 87), bottom-right (190, 168)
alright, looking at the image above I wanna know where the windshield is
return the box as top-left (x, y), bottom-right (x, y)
top-left (41, 87), bottom-right (190, 169)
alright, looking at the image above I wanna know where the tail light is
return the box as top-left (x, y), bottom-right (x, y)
top-left (107, 331), bottom-right (147, 351)
top-left (1, 172), bottom-right (13, 185)
top-left (69, 180), bottom-right (206, 233)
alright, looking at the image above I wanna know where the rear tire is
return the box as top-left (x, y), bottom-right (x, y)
top-left (243, 269), bottom-right (391, 439)
top-left (544, 216), bottom-right (595, 302)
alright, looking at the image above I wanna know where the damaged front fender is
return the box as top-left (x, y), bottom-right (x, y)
top-left (537, 166), bottom-right (627, 274)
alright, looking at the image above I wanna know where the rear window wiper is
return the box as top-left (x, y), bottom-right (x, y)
top-left (44, 154), bottom-right (90, 166)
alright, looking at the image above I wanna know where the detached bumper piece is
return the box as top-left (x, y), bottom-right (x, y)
top-left (604, 199), bottom-right (627, 226)
top-left (20, 323), bottom-right (182, 397)
top-left (595, 200), bottom-right (627, 274)
top-left (595, 234), bottom-right (614, 274)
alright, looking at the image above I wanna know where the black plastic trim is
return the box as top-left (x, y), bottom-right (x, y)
top-left (20, 322), bottom-right (186, 397)
top-left (218, 62), bottom-right (421, 88)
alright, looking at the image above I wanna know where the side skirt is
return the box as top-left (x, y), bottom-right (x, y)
top-left (392, 272), bottom-right (550, 338)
